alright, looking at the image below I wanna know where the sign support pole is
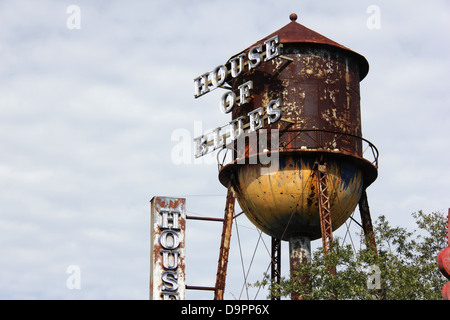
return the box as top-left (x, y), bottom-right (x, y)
top-left (214, 186), bottom-right (235, 300)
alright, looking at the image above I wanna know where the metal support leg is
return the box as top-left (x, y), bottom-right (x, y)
top-left (289, 236), bottom-right (311, 300)
top-left (214, 186), bottom-right (235, 300)
top-left (315, 161), bottom-right (337, 275)
top-left (271, 237), bottom-right (281, 300)
top-left (358, 189), bottom-right (378, 255)
top-left (316, 162), bottom-right (333, 254)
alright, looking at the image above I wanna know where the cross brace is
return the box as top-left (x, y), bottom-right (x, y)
top-left (271, 237), bottom-right (282, 300)
top-left (315, 162), bottom-right (333, 254)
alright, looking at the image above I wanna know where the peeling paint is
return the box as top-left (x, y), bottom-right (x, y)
top-left (219, 18), bottom-right (377, 243)
top-left (231, 155), bottom-right (363, 240)
top-left (150, 197), bottom-right (186, 300)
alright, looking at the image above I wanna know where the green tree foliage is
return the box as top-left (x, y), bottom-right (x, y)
top-left (255, 211), bottom-right (447, 300)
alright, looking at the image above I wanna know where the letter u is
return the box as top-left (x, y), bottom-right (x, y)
top-left (161, 250), bottom-right (179, 270)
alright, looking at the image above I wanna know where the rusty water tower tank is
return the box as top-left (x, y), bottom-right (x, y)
top-left (218, 14), bottom-right (378, 244)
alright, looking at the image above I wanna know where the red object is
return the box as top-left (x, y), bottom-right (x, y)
top-left (442, 282), bottom-right (450, 300)
top-left (438, 247), bottom-right (450, 280)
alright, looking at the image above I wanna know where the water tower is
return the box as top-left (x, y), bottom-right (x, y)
top-left (217, 13), bottom-right (378, 291)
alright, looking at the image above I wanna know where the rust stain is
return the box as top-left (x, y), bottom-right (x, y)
top-left (150, 197), bottom-right (186, 300)
top-left (219, 16), bottom-right (377, 241)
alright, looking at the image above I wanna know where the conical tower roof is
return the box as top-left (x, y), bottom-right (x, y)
top-left (237, 13), bottom-right (369, 80)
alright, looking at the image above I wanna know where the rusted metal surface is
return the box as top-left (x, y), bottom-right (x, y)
top-left (229, 14), bottom-right (368, 81)
top-left (223, 14), bottom-right (376, 173)
top-left (226, 154), bottom-right (363, 240)
top-left (218, 14), bottom-right (377, 242)
top-left (214, 186), bottom-right (236, 300)
top-left (359, 189), bottom-right (378, 255)
top-left (150, 196), bottom-right (186, 300)
top-left (289, 236), bottom-right (311, 300)
top-left (219, 130), bottom-right (378, 188)
top-left (226, 16), bottom-right (370, 161)
top-left (212, 14), bottom-right (379, 300)
top-left (315, 162), bottom-right (333, 253)
top-left (230, 45), bottom-right (366, 157)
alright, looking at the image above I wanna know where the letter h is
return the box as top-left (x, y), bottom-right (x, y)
top-left (160, 210), bottom-right (181, 230)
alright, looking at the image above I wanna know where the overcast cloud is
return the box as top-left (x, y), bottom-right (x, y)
top-left (0, 0), bottom-right (449, 299)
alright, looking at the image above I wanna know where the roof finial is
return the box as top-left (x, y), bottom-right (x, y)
top-left (289, 13), bottom-right (298, 22)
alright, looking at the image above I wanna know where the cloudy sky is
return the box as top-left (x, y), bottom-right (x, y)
top-left (0, 0), bottom-right (449, 300)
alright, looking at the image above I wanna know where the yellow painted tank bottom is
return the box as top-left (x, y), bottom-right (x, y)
top-left (230, 153), bottom-right (363, 240)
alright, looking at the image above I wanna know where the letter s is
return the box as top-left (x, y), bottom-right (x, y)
top-left (162, 271), bottom-right (178, 291)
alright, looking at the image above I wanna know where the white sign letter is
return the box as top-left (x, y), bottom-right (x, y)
top-left (267, 98), bottom-right (282, 124)
top-left (230, 53), bottom-right (246, 78)
top-left (220, 91), bottom-right (236, 114)
top-left (211, 65), bottom-right (227, 88)
top-left (248, 107), bottom-right (263, 132)
top-left (264, 35), bottom-right (281, 61)
top-left (238, 81), bottom-right (253, 105)
top-left (229, 117), bottom-right (245, 141)
top-left (248, 45), bottom-right (262, 70)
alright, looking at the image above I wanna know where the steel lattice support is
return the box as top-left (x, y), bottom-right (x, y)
top-left (316, 162), bottom-right (333, 254)
top-left (271, 237), bottom-right (281, 300)
top-left (214, 186), bottom-right (236, 300)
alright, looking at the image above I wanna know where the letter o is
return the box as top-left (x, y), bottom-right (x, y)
top-left (220, 91), bottom-right (236, 114)
top-left (160, 230), bottom-right (180, 249)
top-left (211, 65), bottom-right (227, 88)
